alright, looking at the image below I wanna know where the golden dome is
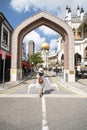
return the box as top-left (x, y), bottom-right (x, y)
top-left (41, 42), bottom-right (49, 50)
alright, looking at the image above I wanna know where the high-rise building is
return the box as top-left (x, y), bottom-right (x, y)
top-left (28, 40), bottom-right (35, 56)
top-left (22, 42), bottom-right (26, 60)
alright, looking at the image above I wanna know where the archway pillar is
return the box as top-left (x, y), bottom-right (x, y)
top-left (63, 33), bottom-right (75, 82)
top-left (64, 69), bottom-right (75, 82)
top-left (10, 69), bottom-right (22, 81)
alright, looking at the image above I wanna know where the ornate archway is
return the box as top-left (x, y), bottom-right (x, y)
top-left (11, 12), bottom-right (75, 82)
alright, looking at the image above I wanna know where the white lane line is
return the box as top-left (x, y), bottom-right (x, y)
top-left (27, 84), bottom-right (32, 94)
top-left (46, 77), bottom-right (50, 85)
top-left (53, 84), bottom-right (59, 91)
top-left (46, 77), bottom-right (59, 91)
top-left (27, 83), bottom-right (36, 94)
top-left (42, 96), bottom-right (49, 130)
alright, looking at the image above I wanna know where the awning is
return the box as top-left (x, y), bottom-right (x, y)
top-left (22, 61), bottom-right (32, 69)
top-left (0, 51), bottom-right (11, 59)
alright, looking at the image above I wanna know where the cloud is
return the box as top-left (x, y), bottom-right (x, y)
top-left (10, 0), bottom-right (87, 19)
top-left (50, 39), bottom-right (58, 50)
top-left (10, 0), bottom-right (60, 13)
top-left (38, 26), bottom-right (58, 36)
top-left (23, 30), bottom-right (46, 52)
top-left (10, 0), bottom-right (31, 12)
top-left (9, 0), bottom-right (65, 19)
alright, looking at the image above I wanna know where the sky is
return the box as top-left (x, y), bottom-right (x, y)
top-left (0, 0), bottom-right (87, 52)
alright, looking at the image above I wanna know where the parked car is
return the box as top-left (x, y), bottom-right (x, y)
top-left (53, 67), bottom-right (59, 72)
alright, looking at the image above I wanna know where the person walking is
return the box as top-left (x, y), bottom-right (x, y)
top-left (37, 67), bottom-right (45, 97)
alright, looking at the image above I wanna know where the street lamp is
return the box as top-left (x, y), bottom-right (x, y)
top-left (56, 53), bottom-right (58, 64)
top-left (32, 62), bottom-right (34, 72)
top-left (45, 50), bottom-right (48, 70)
top-left (55, 53), bottom-right (59, 75)
top-left (2, 51), bottom-right (6, 87)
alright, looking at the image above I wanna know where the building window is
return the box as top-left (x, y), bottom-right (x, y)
top-left (86, 52), bottom-right (87, 57)
top-left (83, 24), bottom-right (87, 39)
top-left (72, 28), bottom-right (76, 36)
top-left (3, 28), bottom-right (8, 45)
top-left (1, 24), bottom-right (10, 50)
top-left (84, 47), bottom-right (87, 58)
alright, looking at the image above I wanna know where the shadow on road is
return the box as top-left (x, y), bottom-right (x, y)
top-left (44, 89), bottom-right (55, 94)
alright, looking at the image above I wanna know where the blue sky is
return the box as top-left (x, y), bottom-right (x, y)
top-left (0, 0), bottom-right (87, 52)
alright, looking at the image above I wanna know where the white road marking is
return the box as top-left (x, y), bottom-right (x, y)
top-left (46, 77), bottom-right (50, 85)
top-left (52, 84), bottom-right (59, 91)
top-left (27, 83), bottom-right (36, 94)
top-left (0, 94), bottom-right (86, 98)
top-left (46, 77), bottom-right (59, 91)
top-left (42, 96), bottom-right (49, 130)
top-left (27, 84), bottom-right (32, 94)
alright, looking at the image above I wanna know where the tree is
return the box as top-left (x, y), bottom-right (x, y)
top-left (29, 52), bottom-right (43, 66)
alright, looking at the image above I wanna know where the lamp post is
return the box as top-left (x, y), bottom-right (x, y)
top-left (45, 50), bottom-right (48, 70)
top-left (2, 51), bottom-right (6, 87)
top-left (56, 53), bottom-right (58, 64)
top-left (32, 62), bottom-right (34, 72)
top-left (56, 53), bottom-right (58, 75)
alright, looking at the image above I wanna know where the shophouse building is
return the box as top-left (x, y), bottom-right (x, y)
top-left (0, 12), bottom-right (13, 82)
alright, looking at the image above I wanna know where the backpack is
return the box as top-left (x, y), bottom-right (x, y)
top-left (38, 76), bottom-right (43, 84)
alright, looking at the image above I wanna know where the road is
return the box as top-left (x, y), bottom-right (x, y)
top-left (0, 72), bottom-right (87, 130)
top-left (0, 72), bottom-right (73, 95)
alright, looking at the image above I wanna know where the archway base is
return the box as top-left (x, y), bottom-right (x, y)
top-left (10, 69), bottom-right (22, 81)
top-left (64, 69), bottom-right (75, 82)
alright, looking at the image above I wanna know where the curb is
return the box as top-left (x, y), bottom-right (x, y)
top-left (58, 78), bottom-right (87, 97)
top-left (47, 71), bottom-right (87, 97)
top-left (0, 72), bottom-right (35, 92)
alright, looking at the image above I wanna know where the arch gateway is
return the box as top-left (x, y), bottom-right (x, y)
top-left (11, 12), bottom-right (75, 82)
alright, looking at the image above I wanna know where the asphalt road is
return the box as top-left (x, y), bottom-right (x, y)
top-left (0, 96), bottom-right (87, 130)
top-left (0, 72), bottom-right (87, 130)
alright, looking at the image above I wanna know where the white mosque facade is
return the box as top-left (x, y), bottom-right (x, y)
top-left (40, 42), bottom-right (49, 69)
top-left (57, 5), bottom-right (87, 67)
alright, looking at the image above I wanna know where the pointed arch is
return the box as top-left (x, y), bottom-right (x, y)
top-left (11, 11), bottom-right (75, 82)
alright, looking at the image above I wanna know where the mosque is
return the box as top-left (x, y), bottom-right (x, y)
top-left (40, 5), bottom-right (87, 70)
top-left (40, 41), bottom-right (58, 69)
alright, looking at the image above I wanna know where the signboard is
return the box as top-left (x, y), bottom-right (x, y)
top-left (69, 71), bottom-right (74, 74)
top-left (11, 69), bottom-right (17, 74)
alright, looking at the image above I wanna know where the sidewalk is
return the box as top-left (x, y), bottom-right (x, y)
top-left (0, 80), bottom-right (23, 90)
top-left (47, 71), bottom-right (87, 96)
top-left (57, 75), bottom-right (87, 96)
top-left (0, 72), bottom-right (34, 91)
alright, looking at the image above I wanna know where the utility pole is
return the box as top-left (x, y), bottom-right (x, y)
top-left (2, 51), bottom-right (6, 87)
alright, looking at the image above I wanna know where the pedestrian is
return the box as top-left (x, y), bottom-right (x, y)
top-left (37, 67), bottom-right (45, 97)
